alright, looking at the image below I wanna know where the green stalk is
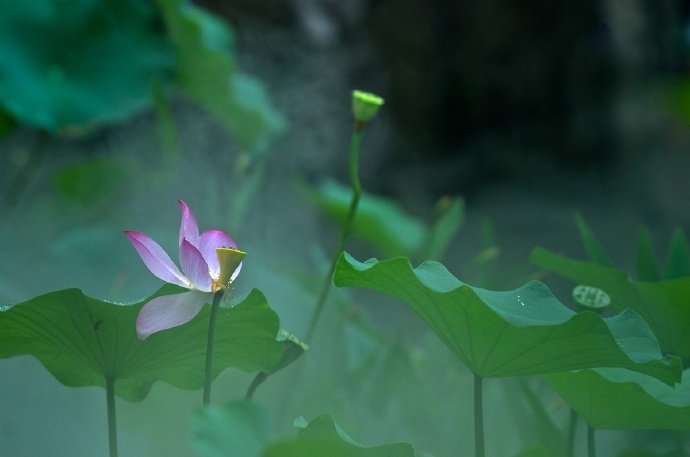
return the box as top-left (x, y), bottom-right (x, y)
top-left (106, 376), bottom-right (118, 457)
top-left (245, 372), bottom-right (268, 401)
top-left (1, 130), bottom-right (49, 209)
top-left (567, 407), bottom-right (577, 457)
top-left (474, 373), bottom-right (485, 457)
top-left (203, 290), bottom-right (224, 405)
top-left (304, 125), bottom-right (364, 342)
top-left (587, 425), bottom-right (597, 457)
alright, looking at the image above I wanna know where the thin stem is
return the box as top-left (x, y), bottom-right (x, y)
top-left (474, 373), bottom-right (485, 457)
top-left (304, 127), bottom-right (364, 342)
top-left (587, 425), bottom-right (597, 457)
top-left (106, 376), bottom-right (118, 457)
top-left (567, 407), bottom-right (577, 457)
top-left (203, 290), bottom-right (224, 405)
top-left (245, 372), bottom-right (268, 401)
top-left (1, 130), bottom-right (49, 209)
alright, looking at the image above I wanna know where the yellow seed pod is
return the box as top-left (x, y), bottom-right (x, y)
top-left (216, 247), bottom-right (246, 289)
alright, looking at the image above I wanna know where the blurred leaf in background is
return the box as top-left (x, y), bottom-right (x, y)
top-left (0, 0), bottom-right (285, 151)
top-left (54, 157), bottom-right (132, 206)
top-left (0, 0), bottom-right (175, 133)
top-left (192, 404), bottom-right (420, 457)
top-left (303, 179), bottom-right (464, 261)
top-left (192, 401), bottom-right (270, 457)
top-left (156, 0), bottom-right (285, 155)
top-left (264, 414), bottom-right (419, 457)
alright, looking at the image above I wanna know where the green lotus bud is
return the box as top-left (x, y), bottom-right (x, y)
top-left (352, 90), bottom-right (384, 124)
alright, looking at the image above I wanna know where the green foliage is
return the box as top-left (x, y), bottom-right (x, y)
top-left (636, 227), bottom-right (660, 281)
top-left (0, 107), bottom-right (16, 139)
top-left (0, 0), bottom-right (175, 132)
top-left (0, 286), bottom-right (282, 401)
top-left (192, 401), bottom-right (270, 457)
top-left (54, 157), bottom-right (132, 205)
top-left (572, 215), bottom-right (689, 282)
top-left (304, 179), bottom-right (463, 260)
top-left (152, 79), bottom-right (180, 164)
top-left (425, 196), bottom-right (465, 261)
top-left (512, 444), bottom-right (559, 457)
top-left (545, 368), bottom-right (690, 430)
top-left (663, 229), bottom-right (690, 279)
top-left (245, 330), bottom-right (308, 398)
top-left (333, 253), bottom-right (681, 383)
top-left (156, 0), bottom-right (285, 154)
top-left (531, 247), bottom-right (690, 363)
top-left (192, 403), bottom-right (419, 457)
top-left (264, 414), bottom-right (418, 457)
top-left (575, 213), bottom-right (613, 267)
top-left (513, 380), bottom-right (567, 456)
top-left (0, 0), bottom-right (284, 147)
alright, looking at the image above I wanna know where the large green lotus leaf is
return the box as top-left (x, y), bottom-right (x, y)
top-left (333, 253), bottom-right (681, 384)
top-left (156, 0), bottom-right (285, 154)
top-left (531, 247), bottom-right (690, 362)
top-left (545, 368), bottom-right (690, 430)
top-left (0, 286), bottom-right (282, 402)
top-left (0, 0), bottom-right (175, 132)
top-left (262, 414), bottom-right (418, 457)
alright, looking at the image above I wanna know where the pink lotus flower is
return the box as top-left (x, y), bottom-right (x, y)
top-left (125, 200), bottom-right (245, 340)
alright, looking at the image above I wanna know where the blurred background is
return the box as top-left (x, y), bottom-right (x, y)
top-left (1, 1), bottom-right (689, 456)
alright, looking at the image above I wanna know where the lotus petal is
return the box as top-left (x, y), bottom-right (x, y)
top-left (199, 229), bottom-right (237, 277)
top-left (180, 239), bottom-right (212, 292)
top-left (178, 200), bottom-right (200, 248)
top-left (136, 290), bottom-right (211, 339)
top-left (124, 231), bottom-right (190, 288)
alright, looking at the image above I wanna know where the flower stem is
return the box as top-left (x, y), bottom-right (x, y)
top-left (567, 407), bottom-right (577, 457)
top-left (1, 130), bottom-right (49, 210)
top-left (106, 376), bottom-right (118, 457)
top-left (474, 373), bottom-right (485, 457)
top-left (587, 425), bottom-right (597, 457)
top-left (305, 126), bottom-right (364, 342)
top-left (203, 290), bottom-right (224, 405)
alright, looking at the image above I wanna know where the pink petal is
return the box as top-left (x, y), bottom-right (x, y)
top-left (136, 290), bottom-right (211, 339)
top-left (180, 239), bottom-right (212, 292)
top-left (124, 231), bottom-right (190, 288)
top-left (199, 229), bottom-right (237, 277)
top-left (178, 200), bottom-right (200, 248)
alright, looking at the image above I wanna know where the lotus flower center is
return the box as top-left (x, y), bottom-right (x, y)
top-left (211, 276), bottom-right (225, 293)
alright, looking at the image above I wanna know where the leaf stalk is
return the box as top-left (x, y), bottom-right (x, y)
top-left (305, 126), bottom-right (364, 342)
top-left (106, 376), bottom-right (118, 457)
top-left (587, 425), bottom-right (597, 457)
top-left (474, 373), bottom-right (485, 457)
